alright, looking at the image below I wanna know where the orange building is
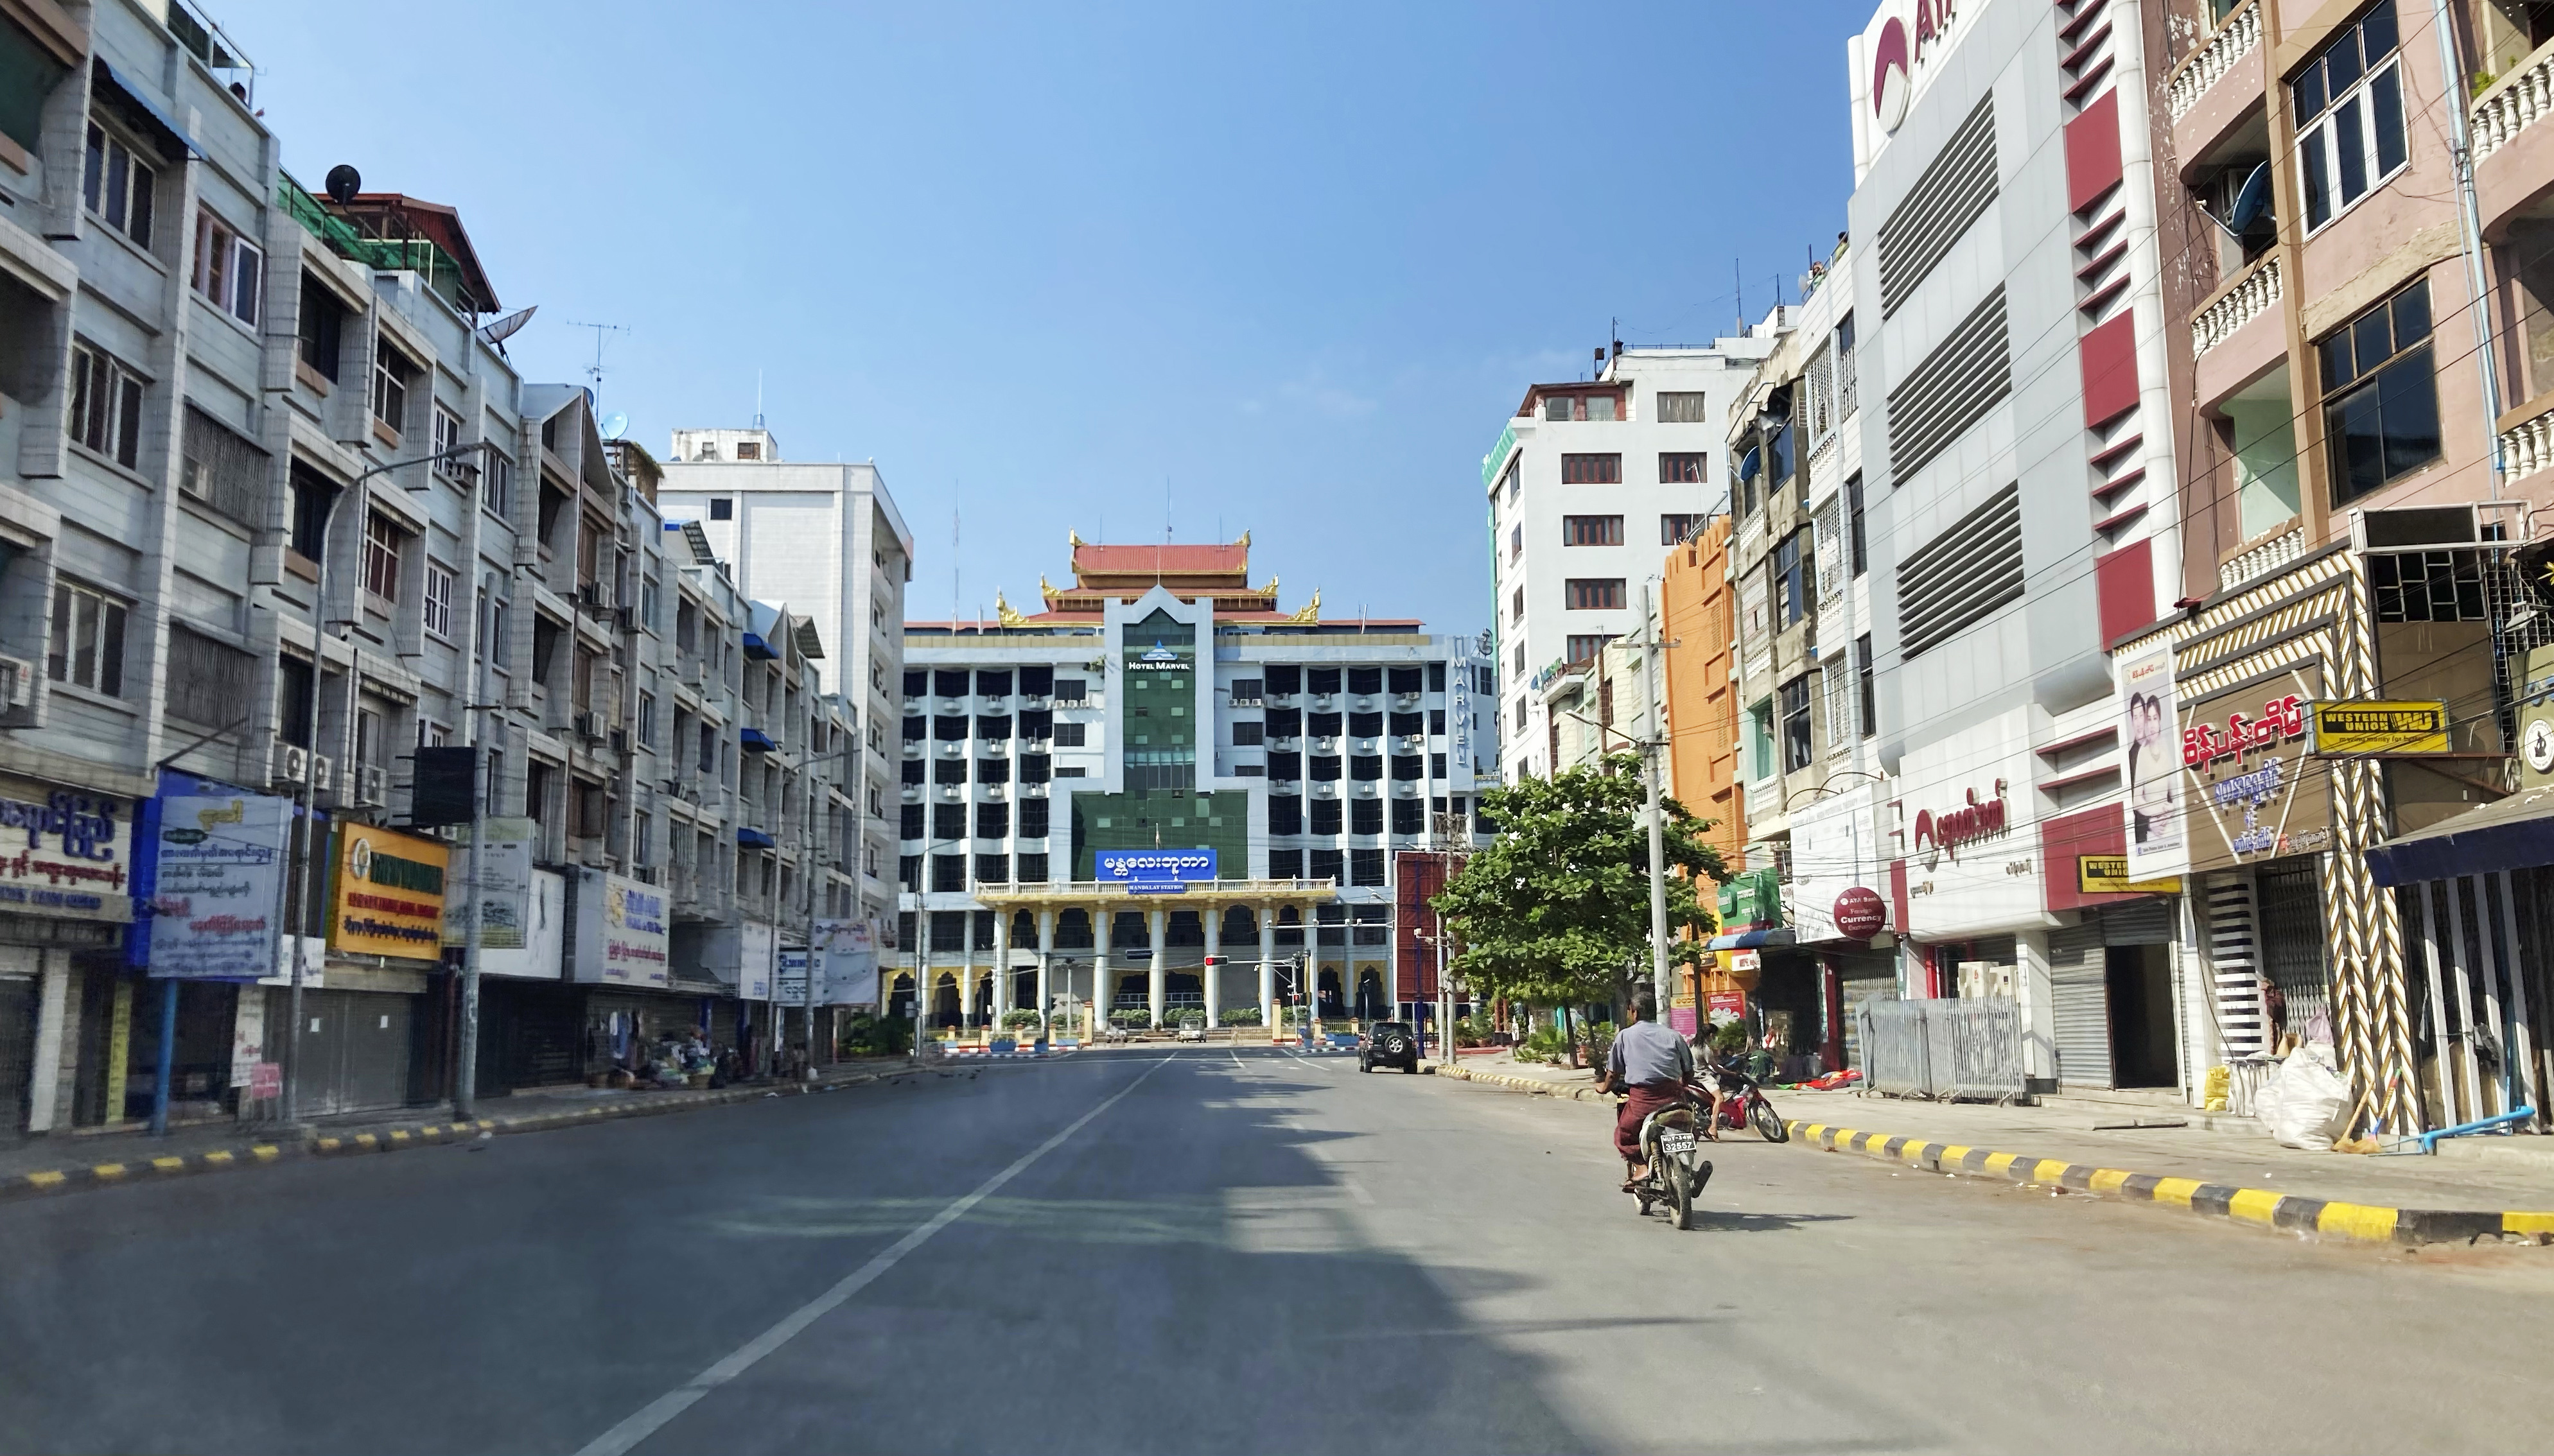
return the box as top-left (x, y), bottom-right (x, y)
top-left (1661, 516), bottom-right (1747, 1032)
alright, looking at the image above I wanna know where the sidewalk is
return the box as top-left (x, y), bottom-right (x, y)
top-left (1432, 1058), bottom-right (2554, 1245)
top-left (0, 1059), bottom-right (932, 1206)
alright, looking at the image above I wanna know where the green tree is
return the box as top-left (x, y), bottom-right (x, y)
top-left (1431, 754), bottom-right (1726, 1014)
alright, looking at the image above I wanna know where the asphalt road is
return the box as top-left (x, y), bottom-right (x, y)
top-left (4, 1048), bottom-right (2553, 1455)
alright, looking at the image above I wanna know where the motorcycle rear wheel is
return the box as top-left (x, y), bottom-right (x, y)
top-left (1751, 1098), bottom-right (1788, 1142)
top-left (1666, 1160), bottom-right (1695, 1230)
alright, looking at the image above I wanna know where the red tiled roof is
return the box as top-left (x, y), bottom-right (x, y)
top-left (1071, 542), bottom-right (1248, 576)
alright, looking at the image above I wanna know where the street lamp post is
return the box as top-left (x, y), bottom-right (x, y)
top-left (277, 440), bottom-right (488, 1129)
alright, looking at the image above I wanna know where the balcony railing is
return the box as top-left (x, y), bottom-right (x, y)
top-left (2191, 254), bottom-right (2280, 360)
top-left (2166, 0), bottom-right (2261, 122)
top-left (2500, 394), bottom-right (2554, 481)
top-left (2474, 35), bottom-right (2554, 162)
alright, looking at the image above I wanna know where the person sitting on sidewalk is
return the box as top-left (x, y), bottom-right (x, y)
top-left (1596, 990), bottom-right (1697, 1191)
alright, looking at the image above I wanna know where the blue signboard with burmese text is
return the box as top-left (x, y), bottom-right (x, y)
top-left (1095, 848), bottom-right (1216, 893)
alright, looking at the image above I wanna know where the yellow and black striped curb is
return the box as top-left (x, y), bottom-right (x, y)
top-left (1, 1067), bottom-right (935, 1208)
top-left (1431, 1064), bottom-right (1609, 1100)
top-left (1790, 1120), bottom-right (2554, 1247)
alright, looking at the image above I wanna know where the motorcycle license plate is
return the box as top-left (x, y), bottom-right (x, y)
top-left (1657, 1131), bottom-right (1698, 1154)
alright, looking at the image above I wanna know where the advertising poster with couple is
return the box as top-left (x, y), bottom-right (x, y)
top-left (2120, 644), bottom-right (2184, 881)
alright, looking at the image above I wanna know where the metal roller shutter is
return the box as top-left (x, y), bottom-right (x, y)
top-left (1838, 974), bottom-right (1896, 1070)
top-left (2050, 920), bottom-right (2112, 1089)
top-left (0, 976), bottom-right (34, 1140)
top-left (2102, 898), bottom-right (2173, 946)
top-left (1971, 934), bottom-right (2017, 967)
top-left (2255, 860), bottom-right (2331, 1026)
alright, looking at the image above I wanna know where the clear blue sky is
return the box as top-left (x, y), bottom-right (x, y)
top-left (223, 1), bottom-right (1864, 636)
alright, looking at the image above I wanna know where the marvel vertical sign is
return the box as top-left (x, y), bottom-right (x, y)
top-left (1849, 0), bottom-right (1968, 177)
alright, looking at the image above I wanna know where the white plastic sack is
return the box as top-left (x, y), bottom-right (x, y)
top-left (2264, 1043), bottom-right (2350, 1150)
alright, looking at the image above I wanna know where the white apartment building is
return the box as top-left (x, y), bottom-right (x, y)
top-left (1483, 335), bottom-right (1779, 782)
top-left (656, 426), bottom-right (912, 949)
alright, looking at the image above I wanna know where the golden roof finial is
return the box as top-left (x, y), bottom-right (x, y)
top-left (1287, 587), bottom-right (1320, 625)
top-left (995, 590), bottom-right (1027, 628)
top-left (1067, 528), bottom-right (1084, 548)
top-left (1236, 528), bottom-right (1250, 548)
top-left (1262, 575), bottom-right (1279, 596)
top-left (1038, 573), bottom-right (1055, 600)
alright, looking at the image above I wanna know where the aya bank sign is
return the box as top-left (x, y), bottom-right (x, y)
top-left (1912, 779), bottom-right (2008, 864)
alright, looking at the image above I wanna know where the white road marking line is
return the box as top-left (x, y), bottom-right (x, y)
top-left (571, 1053), bottom-right (1178, 1456)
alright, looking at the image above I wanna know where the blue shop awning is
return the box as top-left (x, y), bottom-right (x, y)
top-left (1706, 928), bottom-right (1795, 951)
top-left (742, 632), bottom-right (778, 661)
top-left (94, 59), bottom-right (201, 159)
top-left (736, 826), bottom-right (776, 849)
top-left (740, 727), bottom-right (777, 753)
top-left (2363, 786), bottom-right (2554, 887)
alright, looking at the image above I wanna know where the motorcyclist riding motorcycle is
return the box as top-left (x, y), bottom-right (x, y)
top-left (1596, 989), bottom-right (1695, 1191)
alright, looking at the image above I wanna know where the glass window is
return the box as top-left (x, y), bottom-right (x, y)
top-left (2293, 3), bottom-right (2406, 232)
top-left (1561, 453), bottom-right (1623, 485)
top-left (1659, 452), bottom-right (1707, 483)
top-left (83, 123), bottom-right (154, 248)
top-left (48, 581), bottom-right (128, 697)
top-left (423, 560), bottom-right (455, 638)
top-left (2320, 281), bottom-right (2440, 506)
top-left (1780, 675), bottom-right (1814, 772)
top-left (1565, 578), bottom-right (1626, 610)
top-left (363, 513), bottom-right (405, 602)
top-left (1562, 515), bottom-right (1625, 546)
top-left (1656, 392), bottom-right (1708, 423)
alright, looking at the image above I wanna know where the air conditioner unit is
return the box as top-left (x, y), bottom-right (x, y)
top-left (1313, 694), bottom-right (1336, 709)
top-left (2350, 501), bottom-right (2525, 553)
top-left (940, 784), bottom-right (963, 800)
top-left (1023, 783), bottom-right (1048, 797)
top-left (940, 698), bottom-right (964, 713)
top-left (572, 712), bottom-right (604, 740)
top-left (1956, 961), bottom-right (2016, 1000)
top-left (1396, 691), bottom-right (1422, 707)
top-left (576, 580), bottom-right (608, 611)
top-left (901, 784), bottom-right (923, 802)
top-left (613, 605), bottom-right (636, 632)
top-left (272, 741), bottom-right (307, 786)
top-left (310, 754), bottom-right (333, 793)
top-left (356, 764), bottom-right (388, 806)
top-left (938, 741), bottom-right (963, 757)
top-left (983, 740), bottom-right (1009, 756)
top-left (985, 784), bottom-right (1007, 800)
top-left (1355, 783), bottom-right (1378, 797)
top-left (1356, 738), bottom-right (1378, 753)
top-left (1398, 734), bottom-right (1426, 752)
top-left (0, 655), bottom-right (32, 712)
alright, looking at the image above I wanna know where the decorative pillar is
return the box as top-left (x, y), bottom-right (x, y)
top-left (1258, 900), bottom-right (1278, 1030)
top-left (1089, 905), bottom-right (1110, 1039)
top-left (1202, 903), bottom-right (1222, 1028)
top-left (992, 912), bottom-right (1011, 1027)
top-left (1148, 908), bottom-right (1169, 1028)
top-left (1035, 907), bottom-right (1056, 1036)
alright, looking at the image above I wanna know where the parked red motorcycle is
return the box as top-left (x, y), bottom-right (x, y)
top-left (1701, 1057), bottom-right (1789, 1142)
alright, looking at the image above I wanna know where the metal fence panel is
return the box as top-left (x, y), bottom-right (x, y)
top-left (1855, 998), bottom-right (2024, 1102)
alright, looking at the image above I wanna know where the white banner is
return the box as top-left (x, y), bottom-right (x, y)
top-left (149, 794), bottom-right (290, 979)
top-left (442, 836), bottom-right (534, 950)
top-left (572, 868), bottom-right (670, 988)
top-left (2119, 642), bottom-right (2187, 881)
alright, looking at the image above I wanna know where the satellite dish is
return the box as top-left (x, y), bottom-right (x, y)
top-left (477, 304), bottom-right (536, 347)
top-left (601, 412), bottom-right (629, 441)
top-left (2228, 161), bottom-right (2273, 234)
top-left (324, 164), bottom-right (362, 205)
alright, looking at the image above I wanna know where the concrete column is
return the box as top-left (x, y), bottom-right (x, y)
top-left (25, 949), bottom-right (71, 1134)
top-left (992, 912), bottom-right (1011, 1025)
top-left (1258, 901), bottom-right (1278, 1029)
top-left (1035, 907), bottom-right (1056, 1035)
top-left (1089, 906), bottom-right (1110, 1039)
top-left (1147, 908), bottom-right (1168, 1028)
top-left (2014, 927), bottom-right (2056, 1085)
top-left (1202, 905), bottom-right (1222, 1028)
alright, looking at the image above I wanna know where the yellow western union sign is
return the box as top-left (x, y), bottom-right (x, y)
top-left (2309, 700), bottom-right (2449, 756)
top-left (2076, 856), bottom-right (2183, 896)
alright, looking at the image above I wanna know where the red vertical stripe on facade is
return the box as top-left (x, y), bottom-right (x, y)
top-left (2095, 537), bottom-right (2155, 645)
top-left (2077, 312), bottom-right (2139, 429)
top-left (2063, 87), bottom-right (2122, 214)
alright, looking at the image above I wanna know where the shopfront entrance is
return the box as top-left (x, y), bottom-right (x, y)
top-left (287, 988), bottom-right (417, 1116)
top-left (2104, 942), bottom-right (2177, 1088)
top-left (0, 973), bottom-right (34, 1140)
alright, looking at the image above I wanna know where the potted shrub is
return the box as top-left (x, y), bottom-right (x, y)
top-left (1218, 1007), bottom-right (1263, 1027)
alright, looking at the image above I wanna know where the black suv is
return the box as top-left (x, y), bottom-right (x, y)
top-left (1360, 1021), bottom-right (1420, 1073)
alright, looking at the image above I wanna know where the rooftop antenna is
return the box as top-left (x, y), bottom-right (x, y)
top-left (951, 480), bottom-right (961, 641)
top-left (564, 320), bottom-right (627, 397)
top-left (1734, 259), bottom-right (1743, 334)
top-left (753, 368), bottom-right (765, 430)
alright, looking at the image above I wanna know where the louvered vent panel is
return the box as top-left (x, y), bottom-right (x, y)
top-left (1885, 288), bottom-right (2011, 483)
top-left (1898, 481), bottom-right (2024, 659)
top-left (1876, 95), bottom-right (1999, 316)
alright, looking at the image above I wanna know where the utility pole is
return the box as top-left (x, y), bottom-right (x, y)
top-left (454, 576), bottom-right (494, 1118)
top-left (1638, 582), bottom-right (1672, 1018)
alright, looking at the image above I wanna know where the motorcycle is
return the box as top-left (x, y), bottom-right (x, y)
top-left (1701, 1058), bottom-right (1790, 1142)
top-left (1623, 1089), bottom-right (1715, 1231)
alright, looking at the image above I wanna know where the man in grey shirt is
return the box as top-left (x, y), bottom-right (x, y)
top-left (1600, 990), bottom-right (1696, 1187)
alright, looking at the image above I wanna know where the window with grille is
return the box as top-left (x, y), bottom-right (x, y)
top-left (483, 449), bottom-right (514, 519)
top-left (931, 856), bottom-right (965, 892)
top-left (975, 853), bottom-right (1009, 885)
top-left (424, 561), bottom-right (455, 639)
top-left (179, 406), bottom-right (265, 526)
top-left (1563, 515), bottom-right (1624, 546)
top-left (2295, 3), bottom-right (2406, 234)
top-left (1769, 528), bottom-right (1814, 628)
top-left (1566, 633), bottom-right (1614, 664)
top-left (1019, 799), bottom-right (1050, 837)
top-left (975, 802), bottom-right (1008, 838)
top-left (1561, 453), bottom-right (1623, 484)
top-left (1848, 474), bottom-right (1868, 576)
top-left (1656, 392), bottom-right (1708, 423)
top-left (1311, 799), bottom-right (1343, 835)
top-left (1352, 799), bottom-right (1383, 835)
top-left (901, 804), bottom-right (924, 840)
top-left (1659, 452), bottom-right (1706, 483)
top-left (1566, 578), bottom-right (1625, 611)
top-left (1780, 675), bottom-right (1813, 772)
top-left (164, 624), bottom-right (248, 727)
top-left (191, 208), bottom-right (261, 324)
top-left (362, 513), bottom-right (405, 602)
top-left (934, 803), bottom-right (965, 840)
top-left (49, 580), bottom-right (127, 698)
top-left (68, 343), bottom-right (144, 469)
top-left (1660, 514), bottom-right (1704, 545)
top-left (83, 122), bottom-right (155, 248)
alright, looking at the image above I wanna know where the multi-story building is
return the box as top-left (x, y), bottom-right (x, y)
top-left (897, 534), bottom-right (1492, 1033)
top-left (656, 424), bottom-right (909, 964)
top-left (1482, 334), bottom-right (1779, 783)
top-left (1717, 241), bottom-right (1893, 1071)
top-left (0, 0), bottom-right (871, 1139)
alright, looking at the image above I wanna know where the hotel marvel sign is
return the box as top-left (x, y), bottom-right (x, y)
top-left (0, 776), bottom-right (130, 923)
